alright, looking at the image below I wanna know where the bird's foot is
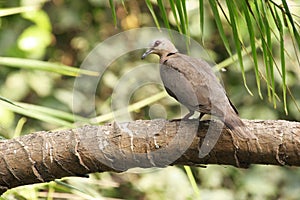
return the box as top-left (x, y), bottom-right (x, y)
top-left (169, 111), bottom-right (204, 122)
top-left (183, 111), bottom-right (195, 120)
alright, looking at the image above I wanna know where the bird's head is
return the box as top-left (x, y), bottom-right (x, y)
top-left (141, 38), bottom-right (178, 59)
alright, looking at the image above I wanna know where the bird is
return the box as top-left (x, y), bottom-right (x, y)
top-left (141, 38), bottom-right (257, 140)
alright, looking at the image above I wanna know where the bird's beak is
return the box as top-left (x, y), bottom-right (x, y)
top-left (141, 48), bottom-right (153, 59)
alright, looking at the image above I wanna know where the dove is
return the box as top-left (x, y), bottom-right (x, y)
top-left (141, 38), bottom-right (256, 140)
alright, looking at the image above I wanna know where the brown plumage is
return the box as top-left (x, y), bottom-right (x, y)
top-left (141, 38), bottom-right (256, 140)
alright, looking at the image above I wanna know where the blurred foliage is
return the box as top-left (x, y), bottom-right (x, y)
top-left (0, 0), bottom-right (300, 199)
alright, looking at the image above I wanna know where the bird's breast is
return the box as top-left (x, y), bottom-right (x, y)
top-left (159, 63), bottom-right (200, 110)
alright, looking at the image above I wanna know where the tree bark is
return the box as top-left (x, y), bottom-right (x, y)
top-left (0, 119), bottom-right (299, 194)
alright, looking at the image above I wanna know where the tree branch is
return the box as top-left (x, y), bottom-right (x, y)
top-left (0, 119), bottom-right (299, 194)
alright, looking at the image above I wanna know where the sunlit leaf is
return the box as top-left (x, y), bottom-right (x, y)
top-left (0, 100), bottom-right (74, 128)
top-left (91, 91), bottom-right (167, 124)
top-left (0, 96), bottom-right (20, 107)
top-left (0, 5), bottom-right (39, 17)
top-left (17, 102), bottom-right (89, 123)
top-left (0, 57), bottom-right (99, 77)
top-left (22, 10), bottom-right (52, 31)
top-left (184, 166), bottom-right (200, 196)
top-left (13, 117), bottom-right (27, 138)
top-left (18, 26), bottom-right (52, 58)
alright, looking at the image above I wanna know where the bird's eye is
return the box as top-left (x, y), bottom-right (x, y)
top-left (154, 40), bottom-right (161, 47)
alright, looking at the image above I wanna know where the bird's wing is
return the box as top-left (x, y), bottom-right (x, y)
top-left (186, 55), bottom-right (239, 116)
top-left (189, 56), bottom-right (240, 115)
top-left (162, 53), bottom-right (236, 116)
top-left (160, 54), bottom-right (212, 113)
top-left (227, 96), bottom-right (239, 115)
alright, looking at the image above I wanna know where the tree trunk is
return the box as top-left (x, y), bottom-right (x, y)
top-left (0, 119), bottom-right (299, 194)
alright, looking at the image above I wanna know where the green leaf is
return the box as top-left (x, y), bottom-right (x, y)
top-left (274, 6), bottom-right (288, 114)
top-left (22, 10), bottom-right (52, 31)
top-left (226, 0), bottom-right (252, 95)
top-left (109, 0), bottom-right (117, 27)
top-left (199, 0), bottom-right (204, 43)
top-left (13, 117), bottom-right (27, 138)
top-left (184, 166), bottom-right (200, 197)
top-left (120, 0), bottom-right (127, 13)
top-left (180, 0), bottom-right (189, 36)
top-left (0, 5), bottom-right (39, 17)
top-left (253, 0), bottom-right (271, 98)
top-left (175, 0), bottom-right (187, 35)
top-left (91, 91), bottom-right (167, 124)
top-left (213, 45), bottom-right (252, 71)
top-left (0, 96), bottom-right (20, 107)
top-left (242, 0), bottom-right (262, 98)
top-left (157, 0), bottom-right (171, 31)
top-left (0, 57), bottom-right (99, 77)
top-left (260, 0), bottom-right (277, 107)
top-left (281, 0), bottom-right (300, 49)
top-left (0, 99), bottom-right (74, 128)
top-left (208, 0), bottom-right (232, 56)
top-left (18, 26), bottom-right (52, 58)
top-left (266, 20), bottom-right (276, 108)
top-left (263, 1), bottom-right (277, 108)
top-left (146, 0), bottom-right (161, 29)
top-left (169, 0), bottom-right (182, 33)
top-left (17, 102), bottom-right (89, 123)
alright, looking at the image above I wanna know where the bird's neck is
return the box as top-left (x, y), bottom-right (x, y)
top-left (160, 51), bottom-right (177, 63)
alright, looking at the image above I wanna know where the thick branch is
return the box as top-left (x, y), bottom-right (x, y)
top-left (0, 119), bottom-right (299, 194)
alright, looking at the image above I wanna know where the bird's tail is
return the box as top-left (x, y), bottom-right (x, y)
top-left (223, 111), bottom-right (257, 140)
